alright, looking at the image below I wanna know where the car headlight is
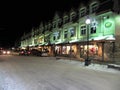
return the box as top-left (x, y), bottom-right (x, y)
top-left (7, 51), bottom-right (10, 54)
top-left (3, 51), bottom-right (6, 54)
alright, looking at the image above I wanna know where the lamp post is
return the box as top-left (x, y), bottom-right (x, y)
top-left (85, 18), bottom-right (91, 66)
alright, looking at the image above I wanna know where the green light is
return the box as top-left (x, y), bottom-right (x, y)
top-left (105, 22), bottom-right (112, 28)
top-left (115, 15), bottom-right (120, 23)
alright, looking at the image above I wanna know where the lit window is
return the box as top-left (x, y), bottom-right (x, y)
top-left (91, 27), bottom-right (96, 34)
top-left (69, 27), bottom-right (75, 37)
top-left (91, 22), bottom-right (97, 34)
top-left (53, 32), bottom-right (61, 40)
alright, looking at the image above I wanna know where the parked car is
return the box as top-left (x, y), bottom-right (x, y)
top-left (41, 51), bottom-right (48, 56)
top-left (30, 49), bottom-right (42, 56)
top-left (19, 50), bottom-right (31, 56)
top-left (41, 49), bottom-right (49, 57)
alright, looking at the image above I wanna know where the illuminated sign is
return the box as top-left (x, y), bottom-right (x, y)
top-left (105, 22), bottom-right (112, 28)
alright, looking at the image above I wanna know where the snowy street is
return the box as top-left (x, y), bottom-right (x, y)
top-left (0, 55), bottom-right (120, 90)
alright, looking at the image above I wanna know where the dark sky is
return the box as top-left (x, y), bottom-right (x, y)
top-left (0, 0), bottom-right (89, 48)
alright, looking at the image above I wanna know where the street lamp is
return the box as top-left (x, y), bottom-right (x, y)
top-left (85, 18), bottom-right (91, 66)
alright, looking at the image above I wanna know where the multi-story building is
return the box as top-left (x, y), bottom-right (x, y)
top-left (20, 0), bottom-right (120, 62)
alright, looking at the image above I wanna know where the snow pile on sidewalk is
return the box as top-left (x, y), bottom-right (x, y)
top-left (57, 59), bottom-right (120, 73)
top-left (85, 63), bottom-right (118, 73)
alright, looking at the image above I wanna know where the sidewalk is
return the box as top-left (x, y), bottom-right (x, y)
top-left (54, 56), bottom-right (120, 73)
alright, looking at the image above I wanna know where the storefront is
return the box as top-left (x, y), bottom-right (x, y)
top-left (53, 44), bottom-right (77, 57)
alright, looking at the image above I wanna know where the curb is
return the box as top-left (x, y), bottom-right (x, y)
top-left (108, 64), bottom-right (120, 70)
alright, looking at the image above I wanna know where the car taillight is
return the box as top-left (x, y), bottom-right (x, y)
top-left (28, 51), bottom-right (31, 54)
top-left (21, 51), bottom-right (24, 53)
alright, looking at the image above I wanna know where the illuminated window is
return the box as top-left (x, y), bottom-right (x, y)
top-left (81, 25), bottom-right (86, 35)
top-left (69, 27), bottom-right (75, 37)
top-left (91, 23), bottom-right (96, 34)
top-left (53, 32), bottom-right (61, 40)
top-left (91, 27), bottom-right (96, 34)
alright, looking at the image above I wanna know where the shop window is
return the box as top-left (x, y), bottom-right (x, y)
top-left (62, 46), bottom-right (67, 54)
top-left (80, 45), bottom-right (98, 58)
top-left (55, 46), bottom-right (61, 55)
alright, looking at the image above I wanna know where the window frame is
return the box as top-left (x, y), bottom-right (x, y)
top-left (80, 25), bottom-right (87, 35)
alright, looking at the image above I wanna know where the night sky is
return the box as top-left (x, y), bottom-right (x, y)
top-left (0, 0), bottom-right (89, 48)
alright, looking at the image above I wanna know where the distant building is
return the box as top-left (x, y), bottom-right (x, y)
top-left (20, 0), bottom-right (120, 62)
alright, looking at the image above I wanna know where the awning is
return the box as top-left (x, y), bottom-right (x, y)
top-left (89, 35), bottom-right (115, 41)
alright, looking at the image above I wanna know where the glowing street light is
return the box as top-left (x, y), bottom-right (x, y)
top-left (86, 19), bottom-right (91, 24)
top-left (85, 18), bottom-right (91, 66)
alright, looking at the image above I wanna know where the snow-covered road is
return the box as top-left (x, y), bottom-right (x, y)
top-left (0, 55), bottom-right (120, 90)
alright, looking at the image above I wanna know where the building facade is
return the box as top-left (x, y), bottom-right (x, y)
top-left (20, 0), bottom-right (120, 62)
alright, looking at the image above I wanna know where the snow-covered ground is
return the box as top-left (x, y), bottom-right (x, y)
top-left (0, 56), bottom-right (120, 90)
top-left (57, 59), bottom-right (120, 73)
